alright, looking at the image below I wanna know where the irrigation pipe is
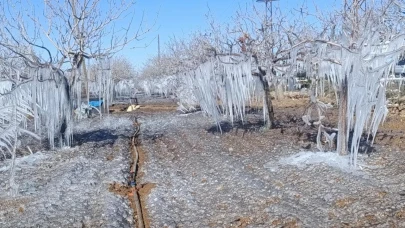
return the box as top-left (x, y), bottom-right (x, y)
top-left (130, 121), bottom-right (145, 228)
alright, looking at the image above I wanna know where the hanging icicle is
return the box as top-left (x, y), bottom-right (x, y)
top-left (0, 60), bottom-right (73, 152)
top-left (179, 55), bottom-right (263, 126)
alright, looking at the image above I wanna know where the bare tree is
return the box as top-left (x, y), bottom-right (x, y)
top-left (0, 0), bottom-right (151, 149)
top-left (110, 56), bottom-right (138, 82)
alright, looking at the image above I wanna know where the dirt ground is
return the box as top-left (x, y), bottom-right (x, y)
top-left (0, 116), bottom-right (137, 228)
top-left (1, 96), bottom-right (405, 228)
top-left (135, 97), bottom-right (405, 227)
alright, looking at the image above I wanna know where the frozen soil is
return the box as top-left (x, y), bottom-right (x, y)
top-left (1, 98), bottom-right (405, 228)
top-left (137, 99), bottom-right (405, 227)
top-left (0, 115), bottom-right (137, 228)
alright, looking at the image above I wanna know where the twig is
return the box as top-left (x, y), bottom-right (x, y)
top-left (27, 146), bottom-right (33, 155)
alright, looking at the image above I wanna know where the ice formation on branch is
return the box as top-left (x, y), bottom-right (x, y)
top-left (0, 65), bottom-right (72, 155)
top-left (31, 68), bottom-right (72, 148)
top-left (181, 55), bottom-right (264, 125)
top-left (82, 59), bottom-right (114, 111)
top-left (140, 75), bottom-right (178, 97)
top-left (0, 87), bottom-right (34, 158)
top-left (312, 32), bottom-right (405, 166)
top-left (114, 80), bottom-right (138, 99)
top-left (176, 74), bottom-right (199, 113)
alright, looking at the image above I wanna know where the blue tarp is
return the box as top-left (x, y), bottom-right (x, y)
top-left (89, 100), bottom-right (103, 107)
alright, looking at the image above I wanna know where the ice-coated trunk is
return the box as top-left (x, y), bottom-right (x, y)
top-left (264, 85), bottom-right (275, 128)
top-left (275, 83), bottom-right (284, 101)
top-left (82, 59), bottom-right (90, 104)
top-left (337, 76), bottom-right (348, 155)
top-left (260, 76), bottom-right (274, 128)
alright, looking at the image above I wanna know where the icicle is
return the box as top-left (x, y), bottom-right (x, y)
top-left (315, 24), bottom-right (405, 166)
top-left (177, 55), bottom-right (260, 126)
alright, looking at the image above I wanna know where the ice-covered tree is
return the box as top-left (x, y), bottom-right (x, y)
top-left (0, 0), bottom-right (152, 110)
top-left (0, 0), bottom-right (150, 156)
top-left (0, 0), bottom-right (151, 195)
top-left (137, 34), bottom-right (214, 109)
top-left (304, 0), bottom-right (405, 165)
top-left (110, 56), bottom-right (139, 82)
top-left (87, 56), bottom-right (138, 102)
top-left (177, 2), bottom-right (316, 128)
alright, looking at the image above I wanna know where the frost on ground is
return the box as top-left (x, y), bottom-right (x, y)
top-left (138, 109), bottom-right (405, 227)
top-left (0, 115), bottom-right (135, 228)
top-left (74, 115), bottom-right (134, 134)
top-left (276, 151), bottom-right (355, 172)
top-left (1, 99), bottom-right (405, 227)
top-left (0, 152), bottom-right (48, 173)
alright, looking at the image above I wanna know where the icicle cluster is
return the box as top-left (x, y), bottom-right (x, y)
top-left (181, 55), bottom-right (263, 125)
top-left (86, 59), bottom-right (114, 111)
top-left (314, 32), bottom-right (405, 166)
top-left (176, 73), bottom-right (199, 113)
top-left (114, 79), bottom-right (138, 99)
top-left (0, 65), bottom-right (72, 153)
top-left (30, 68), bottom-right (72, 148)
top-left (346, 36), bottom-right (405, 166)
top-left (139, 75), bottom-right (179, 97)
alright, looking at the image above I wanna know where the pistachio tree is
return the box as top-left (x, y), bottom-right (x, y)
top-left (304, 0), bottom-right (405, 165)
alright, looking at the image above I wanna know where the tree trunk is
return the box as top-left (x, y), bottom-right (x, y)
top-left (337, 77), bottom-right (348, 155)
top-left (261, 76), bottom-right (275, 128)
top-left (82, 59), bottom-right (89, 104)
top-left (275, 83), bottom-right (284, 100)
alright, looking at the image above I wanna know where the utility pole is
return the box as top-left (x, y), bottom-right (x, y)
top-left (158, 34), bottom-right (161, 74)
top-left (255, 0), bottom-right (279, 32)
top-left (256, 0), bottom-right (278, 57)
top-left (158, 34), bottom-right (160, 62)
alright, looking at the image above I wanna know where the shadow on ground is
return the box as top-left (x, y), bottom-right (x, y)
top-left (73, 129), bottom-right (119, 146)
top-left (207, 120), bottom-right (266, 134)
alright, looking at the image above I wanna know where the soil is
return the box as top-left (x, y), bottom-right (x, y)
top-left (108, 182), bottom-right (139, 226)
top-left (138, 183), bottom-right (157, 228)
top-left (0, 115), bottom-right (137, 228)
top-left (1, 96), bottom-right (405, 228)
top-left (133, 97), bottom-right (405, 227)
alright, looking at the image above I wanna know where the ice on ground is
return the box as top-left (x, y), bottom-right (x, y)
top-left (0, 115), bottom-right (135, 228)
top-left (276, 151), bottom-right (356, 172)
top-left (135, 105), bottom-right (405, 227)
top-left (74, 115), bottom-right (133, 133)
top-left (0, 152), bottom-right (48, 173)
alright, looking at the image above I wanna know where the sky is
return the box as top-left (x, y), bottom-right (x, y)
top-left (121, 0), bottom-right (339, 70)
top-left (3, 0), bottom-right (338, 71)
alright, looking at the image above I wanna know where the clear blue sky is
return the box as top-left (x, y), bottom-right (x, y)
top-left (3, 0), bottom-right (339, 70)
top-left (9, 0), bottom-right (337, 71)
top-left (122, 0), bottom-right (338, 70)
